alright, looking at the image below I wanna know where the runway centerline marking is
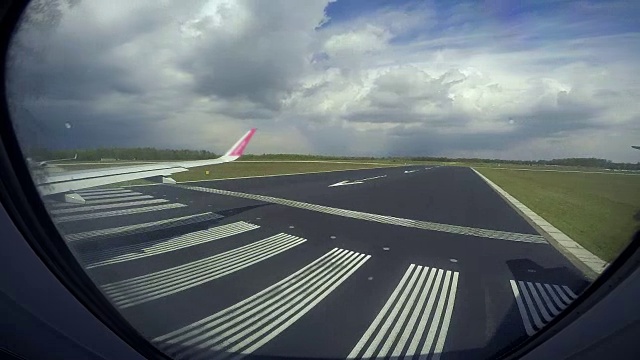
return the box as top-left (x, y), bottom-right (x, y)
top-left (178, 185), bottom-right (547, 244)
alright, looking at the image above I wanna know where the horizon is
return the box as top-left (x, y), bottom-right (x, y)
top-left (30, 147), bottom-right (640, 165)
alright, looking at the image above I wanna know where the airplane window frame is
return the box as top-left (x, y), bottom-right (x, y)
top-left (0, 1), bottom-right (170, 359)
top-left (0, 0), bottom-right (638, 359)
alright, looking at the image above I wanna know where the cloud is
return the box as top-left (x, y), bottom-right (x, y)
top-left (179, 0), bottom-right (331, 110)
top-left (343, 67), bottom-right (467, 125)
top-left (6, 0), bottom-right (640, 161)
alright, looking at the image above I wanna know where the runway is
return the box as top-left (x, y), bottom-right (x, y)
top-left (47, 165), bottom-right (590, 359)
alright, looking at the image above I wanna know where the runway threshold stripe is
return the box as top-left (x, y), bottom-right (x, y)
top-left (152, 248), bottom-right (370, 360)
top-left (386, 268), bottom-right (430, 358)
top-left (519, 280), bottom-right (545, 330)
top-left (178, 185), bottom-right (547, 244)
top-left (509, 280), bottom-right (536, 336)
top-left (349, 265), bottom-right (459, 359)
top-left (510, 280), bottom-right (578, 336)
top-left (53, 203), bottom-right (186, 223)
top-left (535, 283), bottom-right (560, 316)
top-left (65, 212), bottom-right (221, 242)
top-left (76, 188), bottom-right (129, 195)
top-left (526, 282), bottom-right (553, 322)
top-left (81, 221), bottom-right (260, 268)
top-left (432, 272), bottom-right (459, 360)
top-left (562, 286), bottom-right (579, 300)
top-left (365, 267), bottom-right (425, 359)
top-left (81, 192), bottom-right (143, 200)
top-left (100, 235), bottom-right (294, 291)
top-left (102, 233), bottom-right (307, 308)
top-left (64, 212), bottom-right (222, 241)
top-left (348, 265), bottom-right (415, 358)
top-left (50, 199), bottom-right (168, 214)
top-left (552, 285), bottom-right (573, 304)
top-left (51, 195), bottom-right (154, 207)
top-left (544, 284), bottom-right (568, 311)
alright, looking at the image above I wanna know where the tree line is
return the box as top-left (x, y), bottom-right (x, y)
top-left (403, 156), bottom-right (640, 170)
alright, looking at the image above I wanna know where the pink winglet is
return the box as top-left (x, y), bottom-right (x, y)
top-left (226, 128), bottom-right (256, 156)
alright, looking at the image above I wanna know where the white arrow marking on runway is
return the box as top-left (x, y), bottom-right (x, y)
top-left (404, 170), bottom-right (420, 174)
top-left (328, 175), bottom-right (387, 187)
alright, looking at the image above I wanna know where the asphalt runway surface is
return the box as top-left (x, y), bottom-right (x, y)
top-left (47, 165), bottom-right (591, 360)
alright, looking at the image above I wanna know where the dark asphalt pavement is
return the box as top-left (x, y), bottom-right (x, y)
top-left (48, 165), bottom-right (591, 360)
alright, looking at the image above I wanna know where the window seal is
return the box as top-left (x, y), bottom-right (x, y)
top-left (0, 1), bottom-right (638, 359)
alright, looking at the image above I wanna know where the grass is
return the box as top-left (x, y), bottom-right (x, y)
top-left (171, 161), bottom-right (399, 181)
top-left (471, 163), bottom-right (640, 174)
top-left (88, 161), bottom-right (400, 187)
top-left (477, 168), bottom-right (640, 262)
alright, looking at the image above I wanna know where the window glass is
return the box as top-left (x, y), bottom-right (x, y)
top-left (6, 1), bottom-right (640, 359)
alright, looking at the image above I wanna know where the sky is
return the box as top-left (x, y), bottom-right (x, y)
top-left (6, 0), bottom-right (640, 161)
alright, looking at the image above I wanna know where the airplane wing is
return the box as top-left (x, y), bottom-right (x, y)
top-left (34, 129), bottom-right (256, 201)
top-left (26, 153), bottom-right (77, 168)
top-left (39, 153), bottom-right (78, 166)
top-left (632, 145), bottom-right (640, 150)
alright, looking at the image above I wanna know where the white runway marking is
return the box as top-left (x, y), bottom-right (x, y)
top-left (153, 248), bottom-right (370, 360)
top-left (102, 233), bottom-right (307, 308)
top-left (51, 195), bottom-right (154, 207)
top-left (179, 185), bottom-right (547, 244)
top-left (535, 283), bottom-right (560, 316)
top-left (76, 188), bottom-right (129, 195)
top-left (81, 221), bottom-right (260, 268)
top-left (329, 175), bottom-right (387, 187)
top-left (82, 192), bottom-right (144, 200)
top-left (349, 264), bottom-right (459, 359)
top-left (510, 280), bottom-right (578, 336)
top-left (50, 199), bottom-right (168, 214)
top-left (64, 212), bottom-right (222, 242)
top-left (53, 203), bottom-right (186, 223)
top-left (544, 284), bottom-right (568, 311)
